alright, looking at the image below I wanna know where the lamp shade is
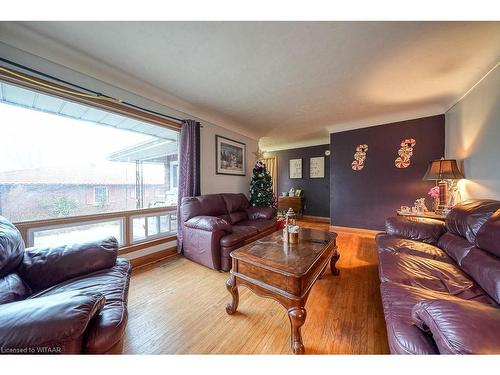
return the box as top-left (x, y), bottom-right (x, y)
top-left (423, 158), bottom-right (465, 180)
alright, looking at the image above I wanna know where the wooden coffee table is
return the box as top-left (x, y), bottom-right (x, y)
top-left (225, 228), bottom-right (339, 354)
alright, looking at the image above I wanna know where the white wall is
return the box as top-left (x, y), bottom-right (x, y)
top-left (0, 42), bottom-right (258, 196)
top-left (200, 122), bottom-right (257, 195)
top-left (445, 64), bottom-right (500, 200)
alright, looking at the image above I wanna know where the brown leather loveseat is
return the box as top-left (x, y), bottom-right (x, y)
top-left (181, 193), bottom-right (276, 271)
top-left (0, 216), bottom-right (131, 354)
top-left (376, 199), bottom-right (500, 354)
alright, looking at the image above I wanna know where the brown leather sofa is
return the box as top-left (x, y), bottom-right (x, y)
top-left (0, 216), bottom-right (131, 354)
top-left (181, 193), bottom-right (276, 271)
top-left (376, 199), bottom-right (500, 354)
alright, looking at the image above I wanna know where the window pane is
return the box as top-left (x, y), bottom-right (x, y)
top-left (0, 81), bottom-right (179, 223)
top-left (159, 215), bottom-right (170, 233)
top-left (33, 219), bottom-right (123, 248)
top-left (132, 217), bottom-right (146, 242)
top-left (170, 214), bottom-right (177, 234)
top-left (147, 216), bottom-right (159, 236)
top-left (94, 186), bottom-right (108, 205)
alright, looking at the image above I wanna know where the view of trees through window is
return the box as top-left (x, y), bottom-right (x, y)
top-left (0, 81), bottom-right (179, 224)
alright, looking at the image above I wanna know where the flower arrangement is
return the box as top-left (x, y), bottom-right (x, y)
top-left (428, 186), bottom-right (440, 211)
top-left (428, 186), bottom-right (440, 199)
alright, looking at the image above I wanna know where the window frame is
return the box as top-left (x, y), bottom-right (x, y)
top-left (28, 216), bottom-right (125, 248)
top-left (0, 66), bottom-right (181, 249)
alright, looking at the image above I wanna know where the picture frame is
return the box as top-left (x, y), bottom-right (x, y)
top-left (216, 135), bottom-right (246, 176)
top-left (294, 189), bottom-right (302, 197)
top-left (289, 158), bottom-right (303, 179)
top-left (310, 156), bottom-right (325, 178)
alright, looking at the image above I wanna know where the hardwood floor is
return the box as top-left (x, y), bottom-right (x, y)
top-left (122, 221), bottom-right (389, 354)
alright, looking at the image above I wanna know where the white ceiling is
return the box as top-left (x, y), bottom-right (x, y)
top-left (2, 21), bottom-right (500, 150)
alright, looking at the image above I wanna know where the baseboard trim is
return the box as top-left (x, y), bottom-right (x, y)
top-left (130, 246), bottom-right (177, 269)
top-left (329, 225), bottom-right (381, 237)
top-left (301, 215), bottom-right (330, 223)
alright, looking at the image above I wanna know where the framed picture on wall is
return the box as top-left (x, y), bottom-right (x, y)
top-left (310, 156), bottom-right (325, 178)
top-left (216, 135), bottom-right (246, 176)
top-left (289, 158), bottom-right (303, 179)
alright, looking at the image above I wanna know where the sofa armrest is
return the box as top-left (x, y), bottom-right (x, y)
top-left (0, 290), bottom-right (105, 352)
top-left (246, 206), bottom-right (275, 220)
top-left (18, 237), bottom-right (118, 292)
top-left (385, 216), bottom-right (446, 245)
top-left (184, 216), bottom-right (232, 233)
top-left (412, 299), bottom-right (500, 354)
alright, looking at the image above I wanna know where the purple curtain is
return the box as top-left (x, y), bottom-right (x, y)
top-left (177, 119), bottom-right (200, 252)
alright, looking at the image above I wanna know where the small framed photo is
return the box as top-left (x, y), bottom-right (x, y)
top-left (294, 189), bottom-right (302, 197)
top-left (216, 135), bottom-right (246, 176)
top-left (289, 158), bottom-right (303, 179)
top-left (310, 156), bottom-right (325, 178)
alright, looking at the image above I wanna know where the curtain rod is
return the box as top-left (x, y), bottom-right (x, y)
top-left (0, 57), bottom-right (185, 124)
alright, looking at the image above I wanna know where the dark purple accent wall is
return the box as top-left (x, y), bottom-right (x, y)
top-left (330, 115), bottom-right (445, 230)
top-left (269, 144), bottom-right (330, 217)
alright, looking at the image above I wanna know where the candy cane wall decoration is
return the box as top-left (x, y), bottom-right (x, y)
top-left (394, 138), bottom-right (416, 168)
top-left (351, 144), bottom-right (368, 171)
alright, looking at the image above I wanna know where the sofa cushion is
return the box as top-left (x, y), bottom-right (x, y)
top-left (385, 216), bottom-right (446, 245)
top-left (0, 290), bottom-right (106, 353)
top-left (246, 206), bottom-right (275, 220)
top-left (412, 298), bottom-right (500, 354)
top-left (378, 251), bottom-right (493, 302)
top-left (30, 257), bottom-right (131, 354)
top-left (184, 216), bottom-right (232, 233)
top-left (237, 219), bottom-right (275, 233)
top-left (376, 234), bottom-right (452, 263)
top-left (181, 194), bottom-right (228, 222)
top-left (229, 211), bottom-right (248, 225)
top-left (437, 232), bottom-right (475, 266)
top-left (221, 193), bottom-right (249, 213)
top-left (0, 273), bottom-right (31, 305)
top-left (460, 247), bottom-right (500, 305)
top-left (220, 226), bottom-right (259, 247)
top-left (0, 216), bottom-right (25, 278)
top-left (445, 199), bottom-right (500, 244)
top-left (19, 237), bottom-right (119, 293)
top-left (475, 208), bottom-right (500, 258)
top-left (380, 282), bottom-right (440, 354)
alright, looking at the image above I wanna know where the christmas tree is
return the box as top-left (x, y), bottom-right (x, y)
top-left (249, 160), bottom-right (274, 207)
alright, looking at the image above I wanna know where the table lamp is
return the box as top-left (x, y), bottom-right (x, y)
top-left (423, 158), bottom-right (464, 212)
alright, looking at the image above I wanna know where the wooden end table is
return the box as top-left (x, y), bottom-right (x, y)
top-left (225, 228), bottom-right (339, 354)
top-left (278, 196), bottom-right (304, 217)
top-left (396, 210), bottom-right (447, 222)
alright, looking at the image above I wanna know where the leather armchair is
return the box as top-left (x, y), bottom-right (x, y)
top-left (181, 193), bottom-right (276, 271)
top-left (0, 216), bottom-right (131, 354)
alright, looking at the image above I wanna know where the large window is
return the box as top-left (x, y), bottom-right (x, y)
top-left (0, 79), bottom-right (179, 246)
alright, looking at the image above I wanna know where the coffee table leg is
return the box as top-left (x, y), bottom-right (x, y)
top-left (287, 307), bottom-right (307, 354)
top-left (225, 274), bottom-right (239, 315)
top-left (330, 249), bottom-right (340, 276)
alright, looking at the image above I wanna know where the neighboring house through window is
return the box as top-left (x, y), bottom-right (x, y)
top-left (94, 186), bottom-right (109, 205)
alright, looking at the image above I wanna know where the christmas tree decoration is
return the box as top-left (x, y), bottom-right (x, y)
top-left (249, 160), bottom-right (274, 207)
